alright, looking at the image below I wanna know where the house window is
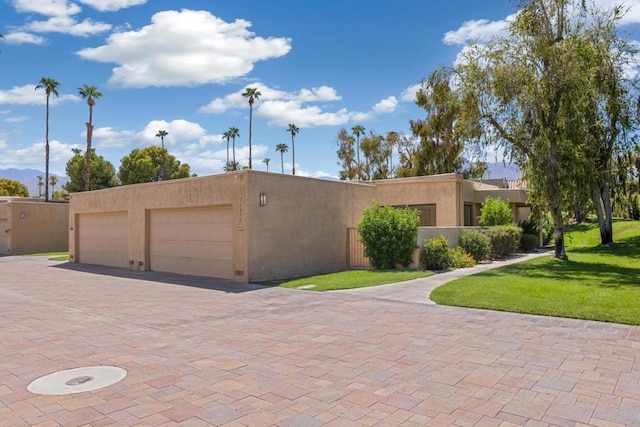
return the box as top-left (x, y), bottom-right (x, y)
top-left (396, 204), bottom-right (436, 226)
top-left (464, 203), bottom-right (473, 226)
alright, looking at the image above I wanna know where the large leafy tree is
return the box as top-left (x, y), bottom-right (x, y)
top-left (78, 84), bottom-right (103, 191)
top-left (336, 128), bottom-right (358, 180)
top-left (0, 178), bottom-right (29, 197)
top-left (351, 125), bottom-right (365, 177)
top-left (118, 146), bottom-right (192, 185)
top-left (63, 148), bottom-right (118, 193)
top-left (336, 128), bottom-right (357, 180)
top-left (286, 123), bottom-right (300, 175)
top-left (454, 0), bottom-right (637, 259)
top-left (360, 131), bottom-right (393, 180)
top-left (35, 77), bottom-right (60, 202)
top-left (410, 68), bottom-right (480, 176)
top-left (241, 87), bottom-right (261, 169)
top-left (276, 143), bottom-right (288, 174)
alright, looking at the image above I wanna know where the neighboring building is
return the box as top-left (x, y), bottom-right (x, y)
top-left (68, 171), bottom-right (528, 283)
top-left (0, 198), bottom-right (69, 255)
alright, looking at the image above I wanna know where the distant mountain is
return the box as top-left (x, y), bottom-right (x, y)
top-left (0, 168), bottom-right (68, 197)
top-left (484, 162), bottom-right (521, 180)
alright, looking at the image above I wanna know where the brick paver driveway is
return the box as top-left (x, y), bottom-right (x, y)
top-left (1, 257), bottom-right (639, 426)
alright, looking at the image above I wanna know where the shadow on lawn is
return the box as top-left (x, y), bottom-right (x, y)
top-left (478, 239), bottom-right (640, 288)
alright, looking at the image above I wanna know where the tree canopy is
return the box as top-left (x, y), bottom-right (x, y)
top-left (63, 148), bottom-right (118, 193)
top-left (0, 178), bottom-right (29, 197)
top-left (118, 146), bottom-right (192, 185)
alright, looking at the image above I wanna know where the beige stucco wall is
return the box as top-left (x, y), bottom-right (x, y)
top-left (373, 174), bottom-right (464, 226)
top-left (2, 201), bottom-right (68, 255)
top-left (69, 173), bottom-right (249, 282)
top-left (245, 172), bottom-right (375, 281)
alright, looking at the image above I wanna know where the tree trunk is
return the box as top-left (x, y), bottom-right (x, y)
top-left (551, 202), bottom-right (568, 260)
top-left (248, 104), bottom-right (253, 169)
top-left (592, 184), bottom-right (614, 245)
top-left (291, 134), bottom-right (296, 175)
top-left (84, 122), bottom-right (92, 191)
top-left (45, 95), bottom-right (50, 202)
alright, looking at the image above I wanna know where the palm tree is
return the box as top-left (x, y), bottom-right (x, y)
top-left (222, 130), bottom-right (231, 165)
top-left (286, 124), bottom-right (300, 175)
top-left (78, 84), bottom-right (103, 191)
top-left (241, 87), bottom-right (261, 169)
top-left (35, 77), bottom-right (60, 201)
top-left (223, 161), bottom-right (240, 172)
top-left (276, 143), bottom-right (288, 174)
top-left (262, 157), bottom-right (270, 172)
top-left (155, 129), bottom-right (168, 150)
top-left (228, 126), bottom-right (240, 165)
top-left (351, 124), bottom-right (365, 169)
top-left (49, 175), bottom-right (58, 197)
top-left (36, 175), bottom-right (43, 198)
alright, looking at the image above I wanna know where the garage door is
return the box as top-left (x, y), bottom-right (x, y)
top-left (0, 219), bottom-right (8, 255)
top-left (149, 206), bottom-right (233, 279)
top-left (78, 212), bottom-right (128, 268)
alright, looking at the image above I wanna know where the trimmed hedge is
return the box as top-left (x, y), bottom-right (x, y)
top-left (482, 225), bottom-right (523, 259)
top-left (422, 235), bottom-right (453, 270)
top-left (459, 229), bottom-right (491, 261)
top-left (520, 233), bottom-right (538, 252)
top-left (451, 247), bottom-right (476, 268)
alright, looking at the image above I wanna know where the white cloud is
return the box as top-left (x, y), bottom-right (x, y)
top-left (0, 139), bottom-right (81, 169)
top-left (3, 116), bottom-right (27, 123)
top-left (443, 14), bottom-right (514, 46)
top-left (400, 83), bottom-right (421, 102)
top-left (0, 85), bottom-right (79, 105)
top-left (77, 0), bottom-right (148, 12)
top-left (13, 0), bottom-right (81, 17)
top-left (12, 0), bottom-right (112, 37)
top-left (77, 9), bottom-right (292, 88)
top-left (200, 83), bottom-right (397, 127)
top-left (137, 119), bottom-right (213, 146)
top-left (3, 31), bottom-right (46, 45)
top-left (90, 126), bottom-right (135, 148)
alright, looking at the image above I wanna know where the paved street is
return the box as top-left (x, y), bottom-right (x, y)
top-left (0, 256), bottom-right (639, 426)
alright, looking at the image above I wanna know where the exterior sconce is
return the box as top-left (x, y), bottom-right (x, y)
top-left (259, 193), bottom-right (267, 206)
top-left (20, 212), bottom-right (26, 219)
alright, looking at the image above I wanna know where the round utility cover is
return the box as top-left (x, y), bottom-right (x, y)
top-left (28, 366), bottom-right (127, 395)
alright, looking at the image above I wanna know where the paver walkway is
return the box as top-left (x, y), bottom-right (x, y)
top-left (0, 255), bottom-right (639, 426)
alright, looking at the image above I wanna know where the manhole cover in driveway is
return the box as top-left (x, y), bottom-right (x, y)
top-left (28, 366), bottom-right (127, 395)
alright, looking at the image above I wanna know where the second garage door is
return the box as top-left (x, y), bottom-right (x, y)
top-left (149, 206), bottom-right (233, 279)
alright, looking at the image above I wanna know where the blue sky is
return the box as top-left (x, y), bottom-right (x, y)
top-left (1, 0), bottom-right (638, 179)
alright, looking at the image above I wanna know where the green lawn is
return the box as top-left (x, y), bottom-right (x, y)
top-left (262, 269), bottom-right (433, 291)
top-left (23, 252), bottom-right (69, 261)
top-left (431, 220), bottom-right (640, 325)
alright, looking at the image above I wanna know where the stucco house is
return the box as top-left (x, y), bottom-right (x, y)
top-left (0, 198), bottom-right (69, 255)
top-left (68, 171), bottom-right (528, 283)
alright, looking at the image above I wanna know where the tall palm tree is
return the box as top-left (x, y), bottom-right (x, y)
top-left (276, 143), bottom-right (288, 174)
top-left (155, 129), bottom-right (168, 150)
top-left (49, 175), bottom-right (58, 197)
top-left (35, 77), bottom-right (60, 201)
top-left (228, 126), bottom-right (240, 165)
top-left (262, 157), bottom-right (270, 172)
top-left (36, 175), bottom-right (43, 198)
top-left (286, 124), bottom-right (300, 175)
top-left (241, 87), bottom-right (261, 169)
top-left (222, 130), bottom-right (231, 165)
top-left (351, 124), bottom-right (365, 168)
top-left (78, 84), bottom-right (103, 191)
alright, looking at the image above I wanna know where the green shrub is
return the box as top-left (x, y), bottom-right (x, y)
top-left (458, 229), bottom-right (491, 261)
top-left (357, 202), bottom-right (420, 270)
top-left (451, 247), bottom-right (476, 268)
top-left (482, 225), bottom-right (523, 259)
top-left (422, 235), bottom-right (454, 270)
top-left (520, 233), bottom-right (539, 252)
top-left (541, 211), bottom-right (554, 245)
top-left (479, 196), bottom-right (513, 226)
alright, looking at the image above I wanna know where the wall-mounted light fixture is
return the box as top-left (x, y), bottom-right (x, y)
top-left (259, 193), bottom-right (267, 206)
top-left (20, 212), bottom-right (26, 219)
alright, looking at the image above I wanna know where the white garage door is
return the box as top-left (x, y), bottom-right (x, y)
top-left (0, 219), bottom-right (8, 255)
top-left (78, 212), bottom-right (128, 268)
top-left (149, 206), bottom-right (233, 279)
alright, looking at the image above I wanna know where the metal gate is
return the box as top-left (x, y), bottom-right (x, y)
top-left (347, 228), bottom-right (370, 269)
